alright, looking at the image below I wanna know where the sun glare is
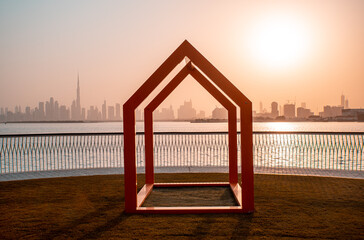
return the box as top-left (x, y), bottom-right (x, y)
top-left (246, 14), bottom-right (311, 70)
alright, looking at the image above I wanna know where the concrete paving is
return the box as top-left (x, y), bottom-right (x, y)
top-left (0, 166), bottom-right (363, 182)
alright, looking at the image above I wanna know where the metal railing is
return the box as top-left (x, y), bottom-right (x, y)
top-left (0, 132), bottom-right (363, 174)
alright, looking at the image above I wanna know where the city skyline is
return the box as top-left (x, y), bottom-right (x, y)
top-left (0, 72), bottom-right (361, 117)
top-left (0, 77), bottom-right (361, 122)
top-left (0, 1), bottom-right (363, 114)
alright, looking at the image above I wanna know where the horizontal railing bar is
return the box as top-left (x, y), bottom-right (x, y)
top-left (253, 131), bottom-right (364, 135)
top-left (150, 131), bottom-right (364, 135)
top-left (0, 132), bottom-right (124, 137)
top-left (1, 131), bottom-right (364, 138)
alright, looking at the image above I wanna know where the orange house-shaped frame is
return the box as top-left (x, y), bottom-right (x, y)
top-left (123, 40), bottom-right (254, 213)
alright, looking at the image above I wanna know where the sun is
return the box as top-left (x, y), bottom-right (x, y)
top-left (246, 14), bottom-right (311, 70)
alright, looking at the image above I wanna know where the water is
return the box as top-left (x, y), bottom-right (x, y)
top-left (1, 121), bottom-right (364, 134)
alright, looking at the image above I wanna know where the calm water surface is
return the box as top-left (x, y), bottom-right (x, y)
top-left (0, 121), bottom-right (364, 134)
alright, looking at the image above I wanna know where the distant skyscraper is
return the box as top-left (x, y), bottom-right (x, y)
top-left (297, 107), bottom-right (313, 119)
top-left (71, 75), bottom-right (82, 120)
top-left (50, 97), bottom-right (54, 120)
top-left (345, 99), bottom-right (349, 109)
top-left (59, 105), bottom-right (70, 120)
top-left (154, 106), bottom-right (175, 120)
top-left (212, 107), bottom-right (227, 119)
top-left (70, 75), bottom-right (82, 120)
top-left (283, 103), bottom-right (295, 119)
top-left (39, 102), bottom-right (45, 120)
top-left (45, 100), bottom-right (51, 120)
top-left (115, 103), bottom-right (121, 120)
top-left (71, 100), bottom-right (76, 120)
top-left (321, 105), bottom-right (343, 118)
top-left (271, 102), bottom-right (278, 118)
top-left (55, 100), bottom-right (59, 120)
top-left (77, 74), bottom-right (81, 111)
top-left (15, 105), bottom-right (21, 114)
top-left (177, 100), bottom-right (196, 120)
top-left (102, 100), bottom-right (107, 120)
top-left (108, 106), bottom-right (115, 120)
top-left (25, 106), bottom-right (31, 120)
top-left (82, 108), bottom-right (86, 120)
top-left (87, 106), bottom-right (100, 121)
top-left (341, 94), bottom-right (345, 107)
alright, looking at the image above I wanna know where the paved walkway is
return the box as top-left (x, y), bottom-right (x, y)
top-left (0, 167), bottom-right (363, 182)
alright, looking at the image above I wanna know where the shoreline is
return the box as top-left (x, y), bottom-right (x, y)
top-left (1, 119), bottom-right (363, 124)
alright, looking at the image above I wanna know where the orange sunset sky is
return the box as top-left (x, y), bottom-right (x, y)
top-left (0, 0), bottom-right (363, 115)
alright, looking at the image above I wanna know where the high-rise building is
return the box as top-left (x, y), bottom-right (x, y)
top-left (297, 107), bottom-right (313, 119)
top-left (71, 75), bottom-right (82, 120)
top-left (177, 100), bottom-right (196, 120)
top-left (102, 100), bottom-right (107, 120)
top-left (108, 106), bottom-right (115, 120)
top-left (71, 100), bottom-right (77, 120)
top-left (212, 107), bottom-right (227, 119)
top-left (15, 105), bottom-right (21, 114)
top-left (54, 101), bottom-right (59, 120)
top-left (283, 104), bottom-right (295, 119)
top-left (38, 102), bottom-right (45, 120)
top-left (154, 106), bottom-right (175, 120)
top-left (87, 106), bottom-right (100, 121)
top-left (77, 74), bottom-right (81, 114)
top-left (320, 105), bottom-right (343, 118)
top-left (82, 108), bottom-right (85, 120)
top-left (271, 102), bottom-right (278, 118)
top-left (345, 99), bottom-right (349, 109)
top-left (45, 100), bottom-right (51, 120)
top-left (50, 97), bottom-right (54, 120)
top-left (342, 109), bottom-right (364, 120)
top-left (59, 105), bottom-right (70, 120)
top-left (341, 94), bottom-right (345, 107)
top-left (25, 106), bottom-right (31, 121)
top-left (115, 103), bottom-right (121, 120)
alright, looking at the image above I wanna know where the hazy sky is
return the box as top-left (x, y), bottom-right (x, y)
top-left (0, 0), bottom-right (363, 115)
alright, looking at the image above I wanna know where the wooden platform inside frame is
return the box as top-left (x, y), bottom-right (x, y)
top-left (135, 182), bottom-right (244, 214)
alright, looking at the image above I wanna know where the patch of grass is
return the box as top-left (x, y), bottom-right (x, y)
top-left (0, 173), bottom-right (363, 239)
